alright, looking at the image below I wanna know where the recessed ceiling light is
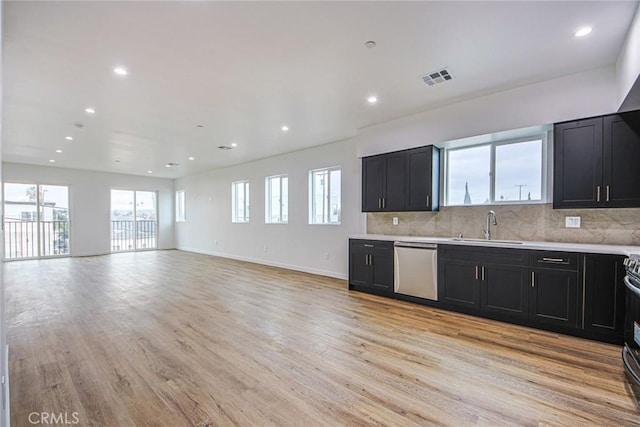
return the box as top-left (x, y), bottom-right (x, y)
top-left (85, 107), bottom-right (95, 114)
top-left (165, 164), bottom-right (171, 168)
top-left (114, 67), bottom-right (128, 76)
top-left (367, 95), bottom-right (378, 104)
top-left (55, 149), bottom-right (63, 153)
top-left (231, 142), bottom-right (238, 147)
top-left (574, 27), bottom-right (592, 37)
top-left (281, 125), bottom-right (289, 132)
top-left (65, 136), bottom-right (73, 141)
top-left (49, 159), bottom-right (55, 163)
top-left (188, 156), bottom-right (195, 160)
top-left (365, 41), bottom-right (376, 48)
top-left (147, 170), bottom-right (153, 174)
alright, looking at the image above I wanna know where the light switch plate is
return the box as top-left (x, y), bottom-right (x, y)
top-left (392, 217), bottom-right (399, 226)
top-left (565, 216), bottom-right (581, 228)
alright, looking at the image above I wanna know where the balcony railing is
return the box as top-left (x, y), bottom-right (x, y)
top-left (4, 220), bottom-right (70, 259)
top-left (111, 220), bottom-right (157, 252)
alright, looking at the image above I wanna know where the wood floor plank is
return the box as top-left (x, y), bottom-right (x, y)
top-left (5, 250), bottom-right (640, 426)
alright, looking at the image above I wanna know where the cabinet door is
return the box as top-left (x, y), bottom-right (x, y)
top-left (530, 269), bottom-right (578, 328)
top-left (553, 118), bottom-right (603, 208)
top-left (383, 152), bottom-right (406, 211)
top-left (582, 254), bottom-right (625, 338)
top-left (439, 259), bottom-right (480, 312)
top-left (362, 156), bottom-right (385, 212)
top-left (405, 147), bottom-right (433, 211)
top-left (603, 113), bottom-right (640, 208)
top-left (370, 245), bottom-right (394, 293)
top-left (349, 243), bottom-right (371, 287)
top-left (480, 265), bottom-right (529, 321)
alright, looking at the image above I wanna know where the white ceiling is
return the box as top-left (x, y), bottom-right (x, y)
top-left (3, 1), bottom-right (638, 178)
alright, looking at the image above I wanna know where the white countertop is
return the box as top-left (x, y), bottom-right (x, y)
top-left (349, 234), bottom-right (640, 256)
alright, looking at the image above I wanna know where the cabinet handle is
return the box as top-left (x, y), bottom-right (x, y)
top-left (582, 256), bottom-right (586, 329)
top-left (369, 254), bottom-right (373, 266)
top-left (475, 265), bottom-right (479, 280)
top-left (364, 244), bottom-right (374, 248)
top-left (378, 198), bottom-right (382, 209)
top-left (481, 266), bottom-right (485, 281)
top-left (531, 271), bottom-right (535, 288)
top-left (596, 186), bottom-right (601, 202)
top-left (606, 185), bottom-right (610, 202)
top-left (426, 195), bottom-right (430, 206)
top-left (382, 198), bottom-right (386, 209)
top-left (541, 257), bottom-right (565, 263)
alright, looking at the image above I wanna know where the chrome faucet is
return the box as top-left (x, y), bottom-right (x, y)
top-left (483, 210), bottom-right (498, 240)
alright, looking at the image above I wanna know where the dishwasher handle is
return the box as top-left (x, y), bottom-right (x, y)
top-left (394, 242), bottom-right (437, 250)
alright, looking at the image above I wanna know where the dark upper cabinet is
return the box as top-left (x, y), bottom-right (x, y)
top-left (553, 118), bottom-right (603, 208)
top-left (554, 110), bottom-right (640, 209)
top-left (603, 112), bottom-right (640, 207)
top-left (362, 145), bottom-right (440, 212)
top-left (362, 152), bottom-right (405, 212)
top-left (405, 146), bottom-right (440, 211)
top-left (582, 254), bottom-right (625, 340)
top-left (348, 239), bottom-right (393, 296)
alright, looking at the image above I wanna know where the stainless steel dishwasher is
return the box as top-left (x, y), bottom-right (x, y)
top-left (393, 242), bottom-right (438, 301)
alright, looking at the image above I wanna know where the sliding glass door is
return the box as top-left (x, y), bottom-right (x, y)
top-left (110, 189), bottom-right (157, 252)
top-left (3, 183), bottom-right (70, 259)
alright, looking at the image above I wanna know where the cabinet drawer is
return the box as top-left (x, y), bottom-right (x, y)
top-left (350, 239), bottom-right (393, 252)
top-left (439, 244), bottom-right (528, 266)
top-left (530, 251), bottom-right (578, 271)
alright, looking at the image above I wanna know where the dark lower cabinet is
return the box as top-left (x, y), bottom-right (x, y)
top-left (530, 268), bottom-right (578, 328)
top-left (439, 258), bottom-right (479, 312)
top-left (583, 254), bottom-right (625, 341)
top-left (481, 265), bottom-right (529, 321)
top-left (348, 239), bottom-right (393, 296)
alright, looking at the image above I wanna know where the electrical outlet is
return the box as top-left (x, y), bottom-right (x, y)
top-left (392, 217), bottom-right (399, 226)
top-left (565, 216), bottom-right (581, 228)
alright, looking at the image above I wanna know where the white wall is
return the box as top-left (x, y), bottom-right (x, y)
top-left (175, 139), bottom-right (364, 279)
top-left (617, 2), bottom-right (640, 109)
top-left (0, 1), bottom-right (7, 425)
top-left (2, 163), bottom-right (175, 256)
top-left (353, 66), bottom-right (618, 157)
top-left (175, 66), bottom-right (620, 279)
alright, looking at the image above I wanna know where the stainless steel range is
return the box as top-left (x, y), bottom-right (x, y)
top-left (623, 254), bottom-right (640, 406)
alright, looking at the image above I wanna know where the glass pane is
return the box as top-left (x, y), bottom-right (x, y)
top-left (495, 140), bottom-right (542, 202)
top-left (329, 169), bottom-right (341, 223)
top-left (243, 182), bottom-right (250, 222)
top-left (447, 145), bottom-right (491, 205)
top-left (111, 190), bottom-right (135, 252)
top-left (269, 177), bottom-right (281, 222)
top-left (281, 177), bottom-right (288, 223)
top-left (3, 183), bottom-right (40, 259)
top-left (176, 191), bottom-right (185, 222)
top-left (40, 185), bottom-right (70, 256)
top-left (312, 170), bottom-right (327, 223)
top-left (136, 191), bottom-right (157, 249)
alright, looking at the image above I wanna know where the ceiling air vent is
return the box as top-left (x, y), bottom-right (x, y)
top-left (421, 67), bottom-right (453, 87)
top-left (218, 145), bottom-right (233, 150)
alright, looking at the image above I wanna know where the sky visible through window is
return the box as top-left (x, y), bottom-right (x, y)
top-left (447, 139), bottom-right (542, 205)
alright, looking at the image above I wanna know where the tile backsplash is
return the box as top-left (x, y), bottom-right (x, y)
top-left (367, 204), bottom-right (640, 246)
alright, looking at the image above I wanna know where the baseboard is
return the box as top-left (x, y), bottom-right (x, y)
top-left (177, 247), bottom-right (348, 280)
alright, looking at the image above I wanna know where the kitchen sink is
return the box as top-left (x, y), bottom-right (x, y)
top-left (450, 237), bottom-right (524, 245)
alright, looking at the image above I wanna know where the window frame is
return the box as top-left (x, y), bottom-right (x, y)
top-left (175, 190), bottom-right (186, 222)
top-left (264, 174), bottom-right (288, 224)
top-left (308, 166), bottom-right (341, 225)
top-left (231, 180), bottom-right (250, 223)
top-left (444, 134), bottom-right (548, 207)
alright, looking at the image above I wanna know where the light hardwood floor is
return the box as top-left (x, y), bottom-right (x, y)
top-left (5, 250), bottom-right (640, 426)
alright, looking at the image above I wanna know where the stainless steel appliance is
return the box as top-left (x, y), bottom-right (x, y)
top-left (393, 242), bottom-right (438, 301)
top-left (623, 254), bottom-right (640, 406)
